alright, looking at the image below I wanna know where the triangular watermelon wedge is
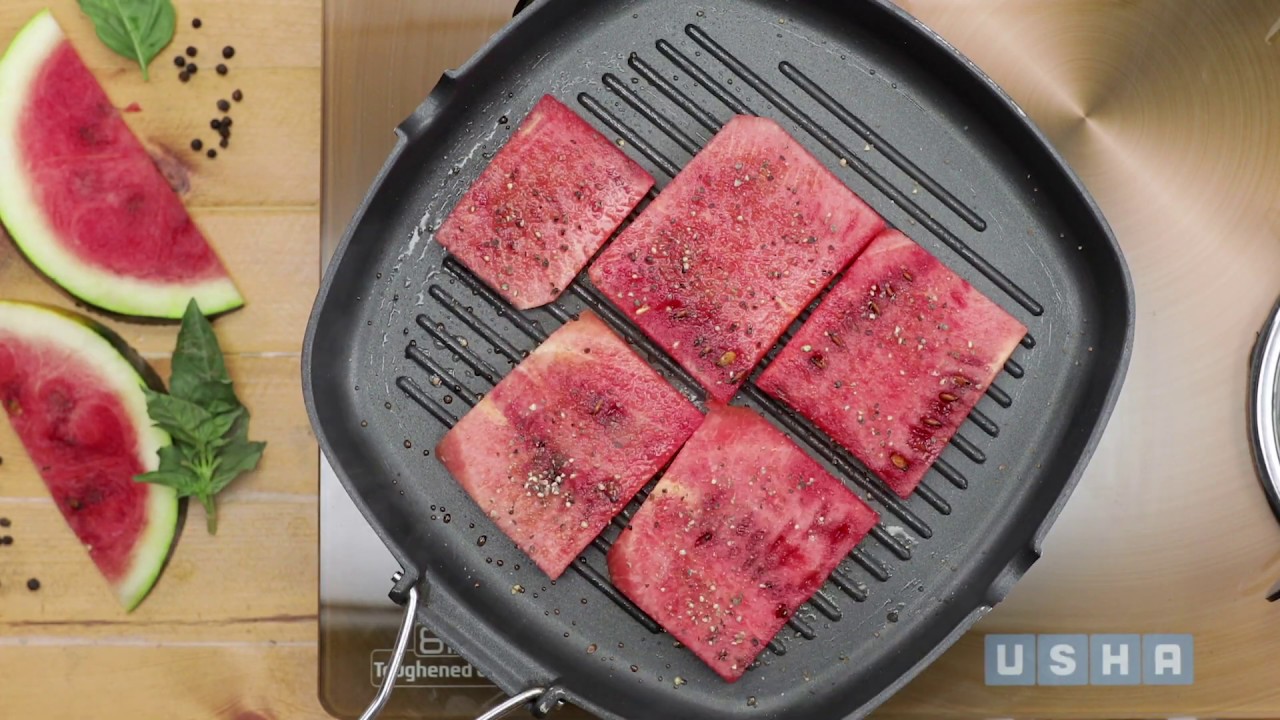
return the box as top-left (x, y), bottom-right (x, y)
top-left (0, 11), bottom-right (243, 319)
top-left (0, 301), bottom-right (178, 610)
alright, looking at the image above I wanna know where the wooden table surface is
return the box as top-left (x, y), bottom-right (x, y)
top-left (0, 0), bottom-right (325, 717)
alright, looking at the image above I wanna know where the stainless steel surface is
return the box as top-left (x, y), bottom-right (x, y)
top-left (1253, 299), bottom-right (1280, 525)
top-left (322, 1), bottom-right (1280, 717)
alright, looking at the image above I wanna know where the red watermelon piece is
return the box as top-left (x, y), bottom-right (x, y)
top-left (757, 229), bottom-right (1027, 497)
top-left (0, 12), bottom-right (243, 319)
top-left (608, 405), bottom-right (878, 682)
top-left (0, 301), bottom-right (177, 610)
top-left (436, 95), bottom-right (654, 310)
top-left (436, 311), bottom-right (703, 579)
top-left (588, 115), bottom-right (884, 403)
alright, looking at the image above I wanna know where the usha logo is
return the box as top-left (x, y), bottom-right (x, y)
top-left (985, 634), bottom-right (1194, 686)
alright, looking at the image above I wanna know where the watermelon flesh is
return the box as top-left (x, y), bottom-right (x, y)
top-left (608, 405), bottom-right (878, 681)
top-left (0, 12), bottom-right (243, 319)
top-left (757, 230), bottom-right (1027, 497)
top-left (589, 115), bottom-right (884, 403)
top-left (436, 95), bottom-right (654, 310)
top-left (436, 311), bottom-right (703, 579)
top-left (0, 301), bottom-right (177, 610)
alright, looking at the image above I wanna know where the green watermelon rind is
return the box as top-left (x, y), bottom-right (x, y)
top-left (0, 11), bottom-right (244, 320)
top-left (0, 301), bottom-right (178, 611)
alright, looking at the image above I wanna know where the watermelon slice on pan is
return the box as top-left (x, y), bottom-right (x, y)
top-left (609, 405), bottom-right (878, 682)
top-left (436, 95), bottom-right (654, 310)
top-left (436, 311), bottom-right (703, 579)
top-left (0, 12), bottom-right (243, 319)
top-left (757, 229), bottom-right (1027, 497)
top-left (589, 115), bottom-right (884, 403)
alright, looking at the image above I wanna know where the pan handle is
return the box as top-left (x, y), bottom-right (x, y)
top-left (356, 572), bottom-right (560, 720)
top-left (358, 572), bottom-right (420, 720)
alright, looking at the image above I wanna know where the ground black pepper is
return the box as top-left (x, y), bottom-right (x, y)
top-left (26, 578), bottom-right (39, 591)
top-left (207, 149), bottom-right (217, 159)
top-left (192, 18), bottom-right (202, 29)
top-left (186, 46), bottom-right (198, 58)
top-left (232, 89), bottom-right (243, 102)
top-left (222, 46), bottom-right (235, 59)
top-left (216, 64), bottom-right (228, 75)
top-left (217, 99), bottom-right (230, 112)
top-left (174, 56), bottom-right (185, 67)
top-left (191, 139), bottom-right (203, 151)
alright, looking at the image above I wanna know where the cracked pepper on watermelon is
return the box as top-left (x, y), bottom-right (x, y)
top-left (0, 301), bottom-right (177, 610)
top-left (589, 115), bottom-right (884, 403)
top-left (758, 229), bottom-right (1027, 497)
top-left (0, 11), bottom-right (243, 319)
top-left (609, 405), bottom-right (878, 681)
top-left (436, 95), bottom-right (654, 310)
top-left (436, 311), bottom-right (703, 579)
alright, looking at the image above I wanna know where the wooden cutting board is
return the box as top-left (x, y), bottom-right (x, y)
top-left (0, 1), bottom-right (324, 718)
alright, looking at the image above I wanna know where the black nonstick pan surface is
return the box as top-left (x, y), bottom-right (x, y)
top-left (303, 1), bottom-right (1134, 718)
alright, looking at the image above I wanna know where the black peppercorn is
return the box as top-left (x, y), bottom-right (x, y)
top-left (174, 56), bottom-right (186, 67)
top-left (216, 64), bottom-right (228, 76)
top-left (191, 139), bottom-right (203, 151)
top-left (207, 149), bottom-right (217, 159)
top-left (210, 118), bottom-right (222, 130)
top-left (222, 46), bottom-right (235, 59)
top-left (217, 99), bottom-right (230, 112)
top-left (221, 116), bottom-right (233, 128)
top-left (192, 18), bottom-right (202, 29)
top-left (187, 63), bottom-right (198, 74)
top-left (0, 536), bottom-right (11, 546)
top-left (219, 138), bottom-right (229, 149)
top-left (0, 518), bottom-right (9, 528)
top-left (178, 71), bottom-right (190, 83)
top-left (26, 578), bottom-right (40, 591)
top-left (186, 46), bottom-right (198, 58)
top-left (232, 89), bottom-right (243, 102)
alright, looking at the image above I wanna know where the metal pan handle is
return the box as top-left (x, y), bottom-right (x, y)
top-left (356, 572), bottom-right (555, 720)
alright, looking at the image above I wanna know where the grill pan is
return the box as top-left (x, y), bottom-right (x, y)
top-left (303, 1), bottom-right (1134, 718)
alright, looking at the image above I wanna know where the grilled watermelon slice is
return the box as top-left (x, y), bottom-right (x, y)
top-left (757, 229), bottom-right (1027, 497)
top-left (436, 95), bottom-right (654, 310)
top-left (589, 115), bottom-right (883, 403)
top-left (0, 301), bottom-right (177, 610)
top-left (608, 405), bottom-right (878, 682)
top-left (436, 311), bottom-right (703, 579)
top-left (0, 11), bottom-right (243, 319)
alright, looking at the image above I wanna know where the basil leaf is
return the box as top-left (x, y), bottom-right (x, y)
top-left (143, 388), bottom-right (213, 445)
top-left (136, 469), bottom-right (197, 492)
top-left (170, 300), bottom-right (234, 403)
top-left (209, 439), bottom-right (266, 495)
top-left (195, 407), bottom-right (244, 448)
top-left (77, 0), bottom-right (175, 81)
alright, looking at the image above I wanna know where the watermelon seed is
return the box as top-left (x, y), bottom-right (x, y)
top-left (586, 644), bottom-right (597, 654)
top-left (890, 453), bottom-right (909, 470)
top-left (631, 665), bottom-right (639, 673)
top-left (939, 392), bottom-right (958, 403)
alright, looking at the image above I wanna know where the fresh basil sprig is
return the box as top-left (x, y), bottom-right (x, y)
top-left (77, 0), bottom-right (175, 81)
top-left (136, 300), bottom-right (266, 534)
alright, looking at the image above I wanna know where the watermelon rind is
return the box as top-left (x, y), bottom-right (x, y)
top-left (0, 11), bottom-right (244, 320)
top-left (0, 301), bottom-right (178, 610)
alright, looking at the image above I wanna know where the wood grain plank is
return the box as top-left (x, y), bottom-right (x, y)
top-left (0, 211), bottom-right (319, 356)
top-left (0, 356), bottom-right (318, 501)
top-left (0, 645), bottom-right (328, 720)
top-left (0, 500), bottom-right (315, 623)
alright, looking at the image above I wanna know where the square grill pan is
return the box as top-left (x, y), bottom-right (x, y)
top-left (303, 1), bottom-right (1134, 718)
